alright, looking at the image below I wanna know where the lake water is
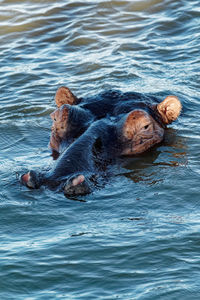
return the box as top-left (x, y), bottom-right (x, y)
top-left (0, 0), bottom-right (200, 299)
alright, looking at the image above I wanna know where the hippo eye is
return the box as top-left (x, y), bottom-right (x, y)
top-left (144, 124), bottom-right (149, 130)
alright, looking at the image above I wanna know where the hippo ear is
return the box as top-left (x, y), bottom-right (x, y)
top-left (157, 96), bottom-right (182, 124)
top-left (54, 86), bottom-right (78, 108)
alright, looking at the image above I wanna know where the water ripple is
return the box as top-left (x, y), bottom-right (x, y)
top-left (0, 0), bottom-right (200, 298)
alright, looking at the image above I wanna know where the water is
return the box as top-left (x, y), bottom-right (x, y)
top-left (0, 0), bottom-right (200, 299)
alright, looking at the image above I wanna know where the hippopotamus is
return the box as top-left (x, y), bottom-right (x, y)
top-left (21, 86), bottom-right (182, 196)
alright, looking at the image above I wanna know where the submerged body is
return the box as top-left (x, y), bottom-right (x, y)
top-left (21, 87), bottom-right (181, 196)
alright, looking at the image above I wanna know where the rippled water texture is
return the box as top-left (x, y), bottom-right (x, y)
top-left (0, 0), bottom-right (200, 299)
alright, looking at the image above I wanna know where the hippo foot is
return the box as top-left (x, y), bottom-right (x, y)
top-left (21, 170), bottom-right (40, 189)
top-left (64, 175), bottom-right (91, 196)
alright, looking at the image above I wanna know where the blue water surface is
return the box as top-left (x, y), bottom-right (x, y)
top-left (0, 0), bottom-right (200, 299)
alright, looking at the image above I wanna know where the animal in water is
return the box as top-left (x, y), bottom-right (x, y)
top-left (21, 86), bottom-right (182, 196)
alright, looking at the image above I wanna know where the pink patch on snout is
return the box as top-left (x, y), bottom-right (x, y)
top-left (72, 175), bottom-right (85, 186)
top-left (21, 172), bottom-right (30, 183)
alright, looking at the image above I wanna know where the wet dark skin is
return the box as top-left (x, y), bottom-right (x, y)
top-left (21, 87), bottom-right (182, 196)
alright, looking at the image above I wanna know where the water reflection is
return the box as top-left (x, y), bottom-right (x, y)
top-left (121, 128), bottom-right (188, 184)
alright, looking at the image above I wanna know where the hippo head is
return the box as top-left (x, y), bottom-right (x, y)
top-left (49, 104), bottom-right (70, 154)
top-left (50, 104), bottom-right (69, 139)
top-left (120, 95), bottom-right (182, 155)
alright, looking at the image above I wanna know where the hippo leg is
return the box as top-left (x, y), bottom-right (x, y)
top-left (63, 175), bottom-right (91, 196)
top-left (20, 170), bottom-right (41, 189)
